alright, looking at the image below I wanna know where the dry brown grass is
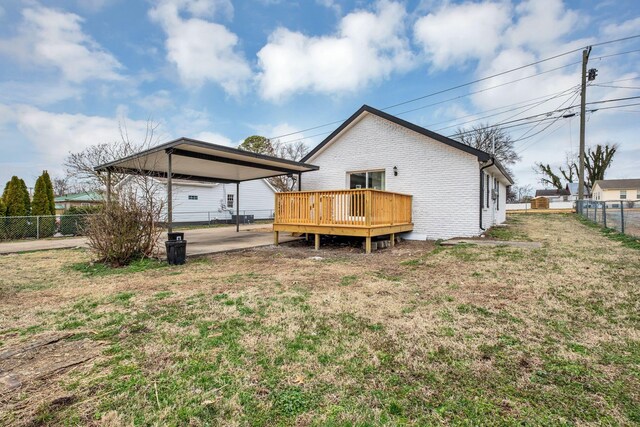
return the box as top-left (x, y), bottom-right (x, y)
top-left (0, 214), bottom-right (638, 425)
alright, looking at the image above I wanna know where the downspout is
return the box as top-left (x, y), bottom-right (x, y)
top-left (479, 157), bottom-right (495, 231)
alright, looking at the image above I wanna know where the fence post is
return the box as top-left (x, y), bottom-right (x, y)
top-left (620, 202), bottom-right (625, 234)
top-left (594, 202), bottom-right (597, 222)
top-left (602, 202), bottom-right (607, 228)
top-left (36, 216), bottom-right (40, 239)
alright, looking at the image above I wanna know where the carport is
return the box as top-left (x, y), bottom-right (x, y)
top-left (94, 137), bottom-right (318, 235)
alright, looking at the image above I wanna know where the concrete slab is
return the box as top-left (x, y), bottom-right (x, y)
top-left (441, 239), bottom-right (543, 248)
top-left (0, 224), bottom-right (298, 256)
top-left (0, 237), bottom-right (88, 254)
top-left (173, 225), bottom-right (300, 256)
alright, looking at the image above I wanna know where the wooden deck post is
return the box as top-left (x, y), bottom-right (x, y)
top-left (365, 236), bottom-right (372, 254)
top-left (274, 231), bottom-right (279, 246)
top-left (390, 233), bottom-right (395, 247)
top-left (315, 233), bottom-right (320, 250)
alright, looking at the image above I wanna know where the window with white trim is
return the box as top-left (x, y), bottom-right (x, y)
top-left (620, 190), bottom-right (627, 200)
top-left (227, 194), bottom-right (234, 208)
top-left (188, 195), bottom-right (198, 200)
top-left (486, 174), bottom-right (490, 208)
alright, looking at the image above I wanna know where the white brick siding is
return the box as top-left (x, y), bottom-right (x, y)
top-left (303, 113), bottom-right (487, 240)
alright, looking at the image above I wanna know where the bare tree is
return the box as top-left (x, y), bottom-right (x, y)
top-left (535, 143), bottom-right (617, 190)
top-left (507, 184), bottom-right (533, 202)
top-left (72, 120), bottom-right (167, 265)
top-left (64, 120), bottom-right (161, 192)
top-left (455, 124), bottom-right (521, 173)
top-left (238, 135), bottom-right (309, 191)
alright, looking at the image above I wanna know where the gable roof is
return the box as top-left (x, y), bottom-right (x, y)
top-left (535, 188), bottom-right (571, 197)
top-left (593, 178), bottom-right (640, 190)
top-left (54, 192), bottom-right (103, 202)
top-left (302, 104), bottom-right (513, 184)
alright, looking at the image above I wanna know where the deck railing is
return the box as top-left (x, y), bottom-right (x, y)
top-left (275, 189), bottom-right (412, 228)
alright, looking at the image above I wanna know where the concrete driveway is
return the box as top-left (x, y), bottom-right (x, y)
top-left (0, 224), bottom-right (298, 256)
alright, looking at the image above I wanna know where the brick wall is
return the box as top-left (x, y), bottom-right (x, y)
top-left (302, 113), bottom-right (490, 240)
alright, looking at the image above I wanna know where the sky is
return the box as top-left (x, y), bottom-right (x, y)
top-left (0, 0), bottom-right (638, 192)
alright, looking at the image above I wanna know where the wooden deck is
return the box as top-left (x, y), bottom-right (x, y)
top-left (273, 189), bottom-right (413, 253)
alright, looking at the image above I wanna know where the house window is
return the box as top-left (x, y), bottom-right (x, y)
top-left (486, 174), bottom-right (490, 208)
top-left (348, 170), bottom-right (385, 190)
top-left (495, 178), bottom-right (499, 210)
top-left (620, 190), bottom-right (627, 200)
top-left (188, 195), bottom-right (198, 200)
top-left (227, 194), bottom-right (234, 208)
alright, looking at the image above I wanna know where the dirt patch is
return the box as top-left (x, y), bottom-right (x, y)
top-left (0, 333), bottom-right (102, 425)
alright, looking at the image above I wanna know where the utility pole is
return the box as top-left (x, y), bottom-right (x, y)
top-left (578, 46), bottom-right (592, 200)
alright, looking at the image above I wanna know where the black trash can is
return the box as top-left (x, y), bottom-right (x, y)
top-left (167, 232), bottom-right (185, 241)
top-left (166, 240), bottom-right (187, 265)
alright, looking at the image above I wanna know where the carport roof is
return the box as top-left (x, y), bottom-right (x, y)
top-left (94, 137), bottom-right (319, 183)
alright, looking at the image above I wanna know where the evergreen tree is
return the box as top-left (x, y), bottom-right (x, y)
top-left (43, 171), bottom-right (55, 214)
top-left (0, 197), bottom-right (5, 216)
top-left (32, 173), bottom-right (50, 215)
top-left (19, 179), bottom-right (31, 215)
top-left (3, 176), bottom-right (28, 216)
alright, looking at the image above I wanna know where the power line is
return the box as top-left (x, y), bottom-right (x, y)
top-left (592, 84), bottom-right (640, 90)
top-left (435, 86), bottom-right (579, 134)
top-left (268, 38), bottom-right (640, 142)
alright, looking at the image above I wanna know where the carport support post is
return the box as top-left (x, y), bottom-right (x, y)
top-left (298, 173), bottom-right (302, 191)
top-left (167, 149), bottom-right (173, 234)
top-left (106, 170), bottom-right (112, 204)
top-left (236, 182), bottom-right (240, 232)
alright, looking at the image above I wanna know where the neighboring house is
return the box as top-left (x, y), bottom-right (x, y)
top-left (54, 192), bottom-right (104, 214)
top-left (300, 105), bottom-right (514, 240)
top-left (121, 177), bottom-right (277, 223)
top-left (534, 188), bottom-right (571, 201)
top-left (592, 179), bottom-right (640, 201)
top-left (566, 182), bottom-right (590, 201)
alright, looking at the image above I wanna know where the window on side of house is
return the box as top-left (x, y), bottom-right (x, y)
top-left (620, 190), bottom-right (627, 200)
top-left (495, 178), bottom-right (499, 210)
top-left (347, 170), bottom-right (385, 190)
top-left (227, 194), bottom-right (234, 208)
top-left (188, 195), bottom-right (198, 200)
top-left (486, 174), bottom-right (490, 208)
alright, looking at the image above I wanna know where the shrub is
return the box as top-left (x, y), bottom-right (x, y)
top-left (85, 192), bottom-right (163, 266)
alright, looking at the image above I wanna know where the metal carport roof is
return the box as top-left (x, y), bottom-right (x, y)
top-left (94, 137), bottom-right (319, 233)
top-left (94, 137), bottom-right (319, 183)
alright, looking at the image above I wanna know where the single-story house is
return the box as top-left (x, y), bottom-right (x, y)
top-left (299, 105), bottom-right (514, 240)
top-left (54, 192), bottom-right (104, 214)
top-left (120, 176), bottom-right (277, 224)
top-left (566, 182), bottom-right (590, 200)
top-left (592, 179), bottom-right (640, 201)
top-left (534, 188), bottom-right (571, 201)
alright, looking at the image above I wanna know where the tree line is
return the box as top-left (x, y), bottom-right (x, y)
top-left (0, 171), bottom-right (55, 217)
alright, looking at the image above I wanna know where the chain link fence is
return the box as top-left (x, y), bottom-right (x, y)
top-left (0, 214), bottom-right (91, 241)
top-left (576, 200), bottom-right (640, 238)
top-left (0, 210), bottom-right (276, 241)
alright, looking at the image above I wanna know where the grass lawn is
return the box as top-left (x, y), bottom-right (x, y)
top-left (0, 214), bottom-right (638, 425)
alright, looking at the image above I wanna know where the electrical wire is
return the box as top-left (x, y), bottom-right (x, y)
top-left (268, 38), bottom-right (640, 142)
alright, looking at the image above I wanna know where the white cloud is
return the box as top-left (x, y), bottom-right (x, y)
top-left (601, 16), bottom-right (640, 39)
top-left (0, 6), bottom-right (123, 83)
top-left (316, 0), bottom-right (342, 15)
top-left (413, 1), bottom-right (511, 69)
top-left (136, 90), bottom-right (174, 111)
top-left (257, 0), bottom-right (414, 101)
top-left (505, 0), bottom-right (580, 52)
top-left (149, 0), bottom-right (251, 94)
top-left (193, 131), bottom-right (233, 146)
top-left (5, 104), bottom-right (150, 168)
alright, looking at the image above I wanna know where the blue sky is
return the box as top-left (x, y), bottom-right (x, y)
top-left (0, 0), bottom-right (639, 191)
